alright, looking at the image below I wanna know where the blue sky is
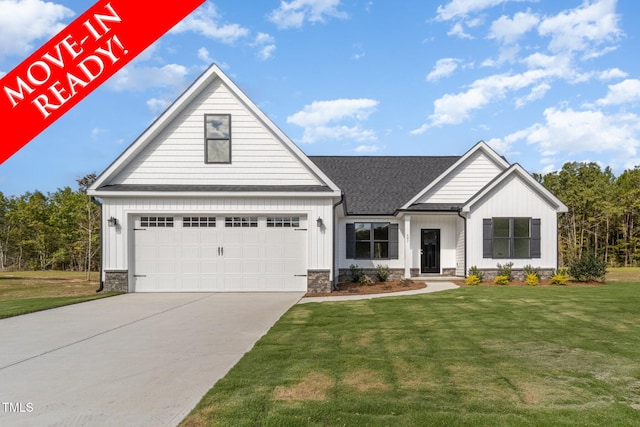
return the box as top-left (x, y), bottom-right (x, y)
top-left (1, 0), bottom-right (639, 196)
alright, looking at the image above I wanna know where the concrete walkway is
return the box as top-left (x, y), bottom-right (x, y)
top-left (0, 292), bottom-right (303, 427)
top-left (298, 281), bottom-right (459, 303)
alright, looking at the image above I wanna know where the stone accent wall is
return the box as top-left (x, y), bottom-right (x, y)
top-left (337, 268), bottom-right (405, 284)
top-left (307, 270), bottom-right (331, 293)
top-left (442, 268), bottom-right (456, 276)
top-left (104, 270), bottom-right (128, 292)
top-left (410, 268), bottom-right (420, 278)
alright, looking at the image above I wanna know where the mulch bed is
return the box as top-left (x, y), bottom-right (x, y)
top-left (454, 279), bottom-right (606, 287)
top-left (305, 279), bottom-right (426, 297)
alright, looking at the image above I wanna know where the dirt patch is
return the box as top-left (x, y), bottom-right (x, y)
top-left (274, 372), bottom-right (333, 401)
top-left (342, 370), bottom-right (390, 392)
top-left (305, 279), bottom-right (425, 297)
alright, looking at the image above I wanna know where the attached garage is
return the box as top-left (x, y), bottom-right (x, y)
top-left (132, 215), bottom-right (308, 292)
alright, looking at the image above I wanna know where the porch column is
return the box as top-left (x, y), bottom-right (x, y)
top-left (404, 215), bottom-right (411, 278)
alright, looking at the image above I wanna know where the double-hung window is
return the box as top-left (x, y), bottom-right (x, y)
top-left (483, 217), bottom-right (540, 259)
top-left (205, 114), bottom-right (231, 163)
top-left (347, 222), bottom-right (398, 260)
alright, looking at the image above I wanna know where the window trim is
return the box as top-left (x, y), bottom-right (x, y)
top-left (204, 114), bottom-right (231, 164)
top-left (484, 217), bottom-right (539, 259)
top-left (353, 222), bottom-right (391, 260)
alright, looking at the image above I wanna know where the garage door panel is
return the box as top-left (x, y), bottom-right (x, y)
top-left (133, 215), bottom-right (307, 292)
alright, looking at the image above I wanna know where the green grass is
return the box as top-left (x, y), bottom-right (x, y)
top-left (0, 271), bottom-right (122, 318)
top-left (181, 281), bottom-right (640, 426)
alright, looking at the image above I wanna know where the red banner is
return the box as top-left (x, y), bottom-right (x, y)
top-left (0, 0), bottom-right (205, 164)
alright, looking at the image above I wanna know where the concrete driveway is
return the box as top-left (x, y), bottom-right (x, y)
top-left (0, 292), bottom-right (303, 427)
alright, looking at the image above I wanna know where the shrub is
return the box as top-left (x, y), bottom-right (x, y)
top-left (349, 264), bottom-right (364, 283)
top-left (468, 266), bottom-right (485, 281)
top-left (494, 275), bottom-right (509, 285)
top-left (359, 274), bottom-right (374, 286)
top-left (496, 262), bottom-right (514, 281)
top-left (568, 252), bottom-right (607, 282)
top-left (523, 264), bottom-right (540, 278)
top-left (525, 273), bottom-right (539, 286)
top-left (465, 274), bottom-right (481, 286)
top-left (375, 264), bottom-right (390, 282)
top-left (550, 274), bottom-right (568, 285)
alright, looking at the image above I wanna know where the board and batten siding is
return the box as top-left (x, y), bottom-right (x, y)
top-left (466, 174), bottom-right (559, 270)
top-left (409, 214), bottom-right (462, 274)
top-left (111, 80), bottom-right (322, 186)
top-left (417, 150), bottom-right (503, 204)
top-left (100, 196), bottom-right (334, 281)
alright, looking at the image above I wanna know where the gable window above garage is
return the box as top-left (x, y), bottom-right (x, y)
top-left (205, 114), bottom-right (231, 164)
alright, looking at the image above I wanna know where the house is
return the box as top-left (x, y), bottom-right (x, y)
top-left (88, 64), bottom-right (568, 293)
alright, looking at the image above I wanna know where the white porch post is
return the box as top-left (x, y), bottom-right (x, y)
top-left (404, 215), bottom-right (411, 278)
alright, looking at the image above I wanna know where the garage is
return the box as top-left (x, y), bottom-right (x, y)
top-left (132, 215), bottom-right (308, 292)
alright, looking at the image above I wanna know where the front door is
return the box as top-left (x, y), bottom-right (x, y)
top-left (421, 229), bottom-right (440, 274)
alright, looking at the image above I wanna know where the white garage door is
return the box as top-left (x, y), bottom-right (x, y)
top-left (132, 215), bottom-right (307, 292)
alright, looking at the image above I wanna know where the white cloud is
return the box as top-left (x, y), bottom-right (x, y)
top-left (436, 0), bottom-right (523, 21)
top-left (596, 79), bottom-right (640, 106)
top-left (198, 47), bottom-right (213, 63)
top-left (598, 68), bottom-right (627, 80)
top-left (426, 58), bottom-right (460, 82)
top-left (147, 98), bottom-right (171, 113)
top-left (447, 22), bottom-right (474, 39)
top-left (171, 3), bottom-right (249, 44)
top-left (91, 128), bottom-right (107, 140)
top-left (109, 64), bottom-right (189, 92)
top-left (538, 0), bottom-right (621, 55)
top-left (488, 11), bottom-right (539, 44)
top-left (287, 98), bottom-right (379, 143)
top-left (0, 0), bottom-right (74, 58)
top-left (515, 83), bottom-right (551, 108)
top-left (251, 33), bottom-right (276, 60)
top-left (269, 0), bottom-right (348, 29)
top-left (355, 144), bottom-right (380, 153)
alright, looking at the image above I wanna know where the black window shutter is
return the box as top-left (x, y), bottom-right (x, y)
top-left (346, 223), bottom-right (355, 259)
top-left (483, 219), bottom-right (493, 258)
top-left (389, 224), bottom-right (399, 259)
top-left (531, 218), bottom-right (541, 258)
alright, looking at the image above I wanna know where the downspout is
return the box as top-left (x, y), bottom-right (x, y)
top-left (331, 192), bottom-right (345, 291)
top-left (456, 208), bottom-right (467, 277)
top-left (94, 197), bottom-right (104, 293)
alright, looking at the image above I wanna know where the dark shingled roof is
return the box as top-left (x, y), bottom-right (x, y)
top-left (309, 156), bottom-right (460, 215)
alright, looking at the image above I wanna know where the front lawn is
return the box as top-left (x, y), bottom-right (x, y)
top-left (181, 281), bottom-right (640, 426)
top-left (0, 271), bottom-right (121, 318)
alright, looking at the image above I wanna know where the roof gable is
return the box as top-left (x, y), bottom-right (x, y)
top-left (89, 64), bottom-right (339, 195)
top-left (462, 163), bottom-right (569, 213)
top-left (310, 156), bottom-right (459, 215)
top-left (402, 141), bottom-right (510, 209)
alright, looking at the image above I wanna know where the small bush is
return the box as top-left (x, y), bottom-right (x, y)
top-left (349, 264), bottom-right (364, 283)
top-left (359, 275), bottom-right (374, 286)
top-left (496, 262), bottom-right (514, 281)
top-left (568, 252), bottom-right (607, 282)
top-left (523, 264), bottom-right (540, 278)
top-left (494, 275), bottom-right (509, 285)
top-left (550, 274), bottom-right (568, 285)
top-left (465, 274), bottom-right (481, 286)
top-left (554, 267), bottom-right (569, 276)
top-left (375, 264), bottom-right (390, 282)
top-left (525, 273), bottom-right (539, 286)
top-left (468, 266), bottom-right (485, 281)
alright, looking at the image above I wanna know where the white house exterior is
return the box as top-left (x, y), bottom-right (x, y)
top-left (88, 64), bottom-right (568, 293)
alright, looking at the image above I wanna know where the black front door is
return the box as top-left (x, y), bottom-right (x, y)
top-left (421, 229), bottom-right (440, 274)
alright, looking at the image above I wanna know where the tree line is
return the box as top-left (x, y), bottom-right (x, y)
top-left (0, 163), bottom-right (638, 275)
top-left (0, 174), bottom-right (100, 277)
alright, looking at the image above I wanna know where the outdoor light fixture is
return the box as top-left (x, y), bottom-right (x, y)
top-left (107, 217), bottom-right (118, 227)
top-left (316, 217), bottom-right (323, 227)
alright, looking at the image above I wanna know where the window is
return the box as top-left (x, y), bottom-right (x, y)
top-left (141, 217), bottom-right (174, 228)
top-left (483, 218), bottom-right (540, 259)
top-left (205, 114), bottom-right (231, 163)
top-left (183, 217), bottom-right (216, 228)
top-left (267, 217), bottom-right (300, 227)
top-left (225, 217), bottom-right (258, 228)
top-left (346, 222), bottom-right (398, 260)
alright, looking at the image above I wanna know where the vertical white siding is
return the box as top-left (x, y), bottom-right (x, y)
top-left (417, 150), bottom-right (503, 204)
top-left (111, 80), bottom-right (322, 186)
top-left (101, 196), bottom-right (334, 277)
top-left (466, 175), bottom-right (559, 270)
top-left (455, 218), bottom-right (466, 276)
top-left (336, 216), bottom-right (404, 270)
top-left (410, 214), bottom-right (459, 273)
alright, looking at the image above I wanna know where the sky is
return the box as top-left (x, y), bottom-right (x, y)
top-left (1, 0), bottom-right (640, 196)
